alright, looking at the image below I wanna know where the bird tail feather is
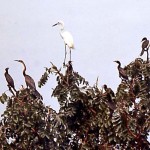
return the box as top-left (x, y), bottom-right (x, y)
top-left (140, 49), bottom-right (144, 56)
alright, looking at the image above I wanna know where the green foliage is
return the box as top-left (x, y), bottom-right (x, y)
top-left (0, 58), bottom-right (149, 149)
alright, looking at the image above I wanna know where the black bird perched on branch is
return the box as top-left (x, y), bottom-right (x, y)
top-left (103, 85), bottom-right (115, 102)
top-left (4, 68), bottom-right (17, 92)
top-left (140, 37), bottom-right (149, 61)
top-left (103, 84), bottom-right (116, 116)
top-left (114, 60), bottom-right (128, 80)
top-left (66, 61), bottom-right (73, 75)
top-left (15, 60), bottom-right (43, 99)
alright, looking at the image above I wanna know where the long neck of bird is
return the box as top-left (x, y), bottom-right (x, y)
top-left (118, 62), bottom-right (121, 68)
top-left (22, 62), bottom-right (26, 76)
top-left (104, 85), bottom-right (107, 91)
top-left (60, 24), bottom-right (64, 31)
top-left (5, 70), bottom-right (8, 74)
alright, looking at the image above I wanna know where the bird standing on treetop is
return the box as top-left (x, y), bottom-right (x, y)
top-left (103, 84), bottom-right (116, 116)
top-left (15, 60), bottom-right (43, 99)
top-left (66, 61), bottom-right (73, 75)
top-left (52, 21), bottom-right (74, 65)
top-left (114, 60), bottom-right (128, 80)
top-left (15, 60), bottom-right (36, 89)
top-left (103, 84), bottom-right (115, 102)
top-left (4, 68), bottom-right (17, 92)
top-left (140, 37), bottom-right (149, 61)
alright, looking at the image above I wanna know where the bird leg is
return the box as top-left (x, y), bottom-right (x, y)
top-left (13, 87), bottom-right (17, 93)
top-left (70, 49), bottom-right (71, 61)
top-left (8, 85), bottom-right (15, 96)
top-left (146, 50), bottom-right (149, 62)
top-left (63, 44), bottom-right (67, 66)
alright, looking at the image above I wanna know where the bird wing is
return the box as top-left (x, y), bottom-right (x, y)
top-left (140, 49), bottom-right (144, 56)
top-left (108, 88), bottom-right (115, 97)
top-left (61, 31), bottom-right (74, 49)
top-left (141, 40), bottom-right (149, 56)
top-left (142, 40), bottom-right (149, 50)
top-left (25, 75), bottom-right (36, 89)
top-left (119, 68), bottom-right (128, 79)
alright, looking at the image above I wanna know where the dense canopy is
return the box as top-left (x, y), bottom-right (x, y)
top-left (0, 54), bottom-right (149, 149)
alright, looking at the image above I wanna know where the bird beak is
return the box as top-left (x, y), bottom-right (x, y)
top-left (52, 23), bottom-right (57, 27)
top-left (14, 60), bottom-right (19, 62)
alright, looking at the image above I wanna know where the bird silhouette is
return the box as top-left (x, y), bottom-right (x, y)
top-left (103, 84), bottom-right (115, 102)
top-left (52, 21), bottom-right (74, 65)
top-left (4, 68), bottom-right (17, 92)
top-left (15, 60), bottom-right (42, 99)
top-left (114, 61), bottom-right (128, 80)
top-left (140, 37), bottom-right (149, 56)
top-left (66, 61), bottom-right (73, 75)
top-left (15, 60), bottom-right (36, 89)
top-left (140, 37), bottom-right (149, 61)
top-left (103, 84), bottom-right (116, 117)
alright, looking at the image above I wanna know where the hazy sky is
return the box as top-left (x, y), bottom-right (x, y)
top-left (0, 0), bottom-right (150, 115)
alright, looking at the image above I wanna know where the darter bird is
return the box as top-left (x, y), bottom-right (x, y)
top-left (15, 60), bottom-right (42, 99)
top-left (15, 60), bottom-right (36, 89)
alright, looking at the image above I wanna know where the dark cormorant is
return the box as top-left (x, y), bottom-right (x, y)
top-left (114, 60), bottom-right (128, 80)
top-left (140, 37), bottom-right (149, 56)
top-left (4, 68), bottom-right (17, 92)
top-left (103, 84), bottom-right (116, 110)
top-left (140, 37), bottom-right (149, 61)
top-left (66, 61), bottom-right (73, 75)
top-left (103, 85), bottom-right (115, 101)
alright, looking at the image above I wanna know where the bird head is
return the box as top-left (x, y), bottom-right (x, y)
top-left (14, 60), bottom-right (24, 63)
top-left (52, 21), bottom-right (64, 29)
top-left (5, 68), bottom-right (9, 71)
top-left (114, 60), bottom-right (120, 64)
top-left (68, 60), bottom-right (72, 64)
top-left (141, 37), bottom-right (147, 42)
top-left (103, 84), bottom-right (107, 91)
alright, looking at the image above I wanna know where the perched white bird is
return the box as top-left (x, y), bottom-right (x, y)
top-left (52, 21), bottom-right (74, 64)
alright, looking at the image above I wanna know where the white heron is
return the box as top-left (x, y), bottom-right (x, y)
top-left (52, 21), bottom-right (74, 64)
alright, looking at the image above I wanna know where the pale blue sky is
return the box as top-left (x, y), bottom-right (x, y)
top-left (0, 0), bottom-right (150, 115)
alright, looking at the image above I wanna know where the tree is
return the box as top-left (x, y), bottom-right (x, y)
top-left (0, 57), bottom-right (149, 149)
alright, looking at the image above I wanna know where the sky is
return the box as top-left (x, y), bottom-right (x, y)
top-left (0, 0), bottom-right (150, 115)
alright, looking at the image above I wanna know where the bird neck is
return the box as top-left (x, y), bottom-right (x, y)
top-left (5, 70), bottom-right (8, 74)
top-left (22, 62), bottom-right (26, 76)
top-left (60, 23), bottom-right (64, 31)
top-left (60, 27), bottom-right (64, 32)
top-left (118, 62), bottom-right (121, 68)
top-left (104, 85), bottom-right (107, 91)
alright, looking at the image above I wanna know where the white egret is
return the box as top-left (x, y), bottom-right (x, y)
top-left (52, 21), bottom-right (74, 64)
